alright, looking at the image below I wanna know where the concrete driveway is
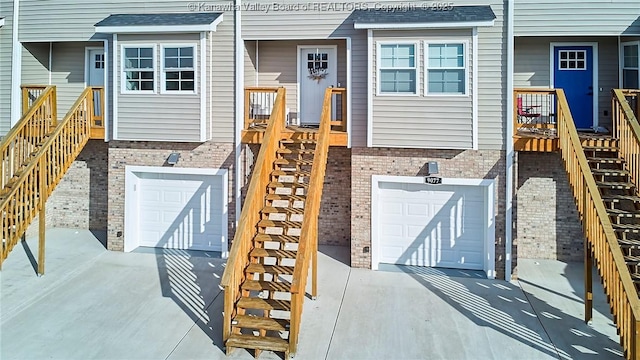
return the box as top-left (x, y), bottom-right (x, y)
top-left (0, 229), bottom-right (623, 359)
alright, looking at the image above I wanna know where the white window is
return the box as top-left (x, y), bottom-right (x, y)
top-left (378, 43), bottom-right (417, 94)
top-left (623, 42), bottom-right (639, 89)
top-left (162, 45), bottom-right (196, 93)
top-left (426, 42), bottom-right (467, 95)
top-left (122, 46), bottom-right (155, 92)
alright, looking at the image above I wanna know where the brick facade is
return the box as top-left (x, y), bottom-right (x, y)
top-left (107, 141), bottom-right (235, 252)
top-left (515, 152), bottom-right (584, 263)
top-left (27, 140), bottom-right (109, 237)
top-left (350, 148), bottom-right (507, 278)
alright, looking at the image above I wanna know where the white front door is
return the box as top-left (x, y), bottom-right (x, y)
top-left (299, 47), bottom-right (337, 125)
top-left (88, 49), bottom-right (105, 86)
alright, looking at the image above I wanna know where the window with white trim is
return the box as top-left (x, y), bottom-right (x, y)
top-left (378, 44), bottom-right (417, 94)
top-left (426, 43), bottom-right (466, 95)
top-left (123, 47), bottom-right (155, 91)
top-left (163, 46), bottom-right (195, 92)
top-left (623, 43), bottom-right (639, 89)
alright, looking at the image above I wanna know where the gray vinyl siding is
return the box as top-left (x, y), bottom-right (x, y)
top-left (0, 2), bottom-right (13, 136)
top-left (18, 1), bottom-right (218, 42)
top-left (243, 40), bottom-right (347, 122)
top-left (514, 37), bottom-right (620, 130)
top-left (372, 29), bottom-right (473, 149)
top-left (116, 34), bottom-right (201, 142)
top-left (210, 18), bottom-right (234, 143)
top-left (514, 0), bottom-right (640, 36)
top-left (22, 42), bottom-right (103, 117)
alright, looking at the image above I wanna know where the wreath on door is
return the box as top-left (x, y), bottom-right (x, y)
top-left (308, 67), bottom-right (328, 82)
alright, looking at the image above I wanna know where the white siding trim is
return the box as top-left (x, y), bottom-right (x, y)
top-left (236, 0), bottom-right (244, 226)
top-left (375, 41), bottom-right (420, 97)
top-left (370, 175), bottom-right (496, 279)
top-left (367, 29), bottom-right (373, 147)
top-left (159, 43), bottom-right (198, 95)
top-left (199, 33), bottom-right (206, 141)
top-left (120, 43), bottom-right (158, 95)
top-left (549, 42), bottom-right (599, 129)
top-left (346, 37), bottom-right (352, 148)
top-left (113, 34), bottom-right (119, 140)
top-left (10, 0), bottom-right (21, 126)
top-left (472, 28), bottom-right (478, 150)
top-left (48, 42), bottom-right (52, 85)
top-left (354, 20), bottom-right (495, 30)
top-left (505, 0), bottom-right (514, 281)
top-left (103, 38), bottom-right (110, 142)
top-left (96, 17), bottom-right (223, 34)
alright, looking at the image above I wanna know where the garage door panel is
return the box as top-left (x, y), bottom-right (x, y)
top-left (376, 181), bottom-right (486, 271)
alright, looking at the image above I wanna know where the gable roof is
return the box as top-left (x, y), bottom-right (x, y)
top-left (352, 6), bottom-right (496, 29)
top-left (95, 13), bottom-right (223, 33)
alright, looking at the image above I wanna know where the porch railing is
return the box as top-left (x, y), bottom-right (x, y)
top-left (558, 88), bottom-right (640, 360)
top-left (21, 85), bottom-right (50, 114)
top-left (620, 89), bottom-right (640, 121)
top-left (244, 87), bottom-right (280, 129)
top-left (89, 87), bottom-right (105, 139)
top-left (513, 88), bottom-right (557, 136)
top-left (329, 87), bottom-right (347, 132)
top-left (1, 86), bottom-right (57, 189)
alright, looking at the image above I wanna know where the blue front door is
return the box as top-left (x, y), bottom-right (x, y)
top-left (553, 46), bottom-right (594, 130)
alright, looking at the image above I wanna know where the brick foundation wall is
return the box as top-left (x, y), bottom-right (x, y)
top-left (27, 140), bottom-right (109, 237)
top-left (515, 152), bottom-right (583, 263)
top-left (107, 141), bottom-right (235, 252)
top-left (351, 148), bottom-right (506, 278)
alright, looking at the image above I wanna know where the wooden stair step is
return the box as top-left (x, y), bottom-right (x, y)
top-left (271, 169), bottom-right (311, 177)
top-left (268, 181), bottom-right (308, 189)
top-left (281, 139), bottom-right (317, 144)
top-left (591, 168), bottom-right (630, 176)
top-left (613, 224), bottom-right (640, 233)
top-left (246, 263), bottom-right (295, 275)
top-left (596, 181), bottom-right (635, 190)
top-left (274, 158), bottom-right (314, 166)
top-left (237, 297), bottom-right (292, 311)
top-left (254, 234), bottom-right (300, 243)
top-left (277, 148), bottom-right (315, 155)
top-left (232, 314), bottom-right (290, 331)
top-left (241, 279), bottom-right (292, 292)
top-left (587, 157), bottom-right (625, 164)
top-left (618, 239), bottom-right (640, 248)
top-left (582, 145), bottom-right (618, 152)
top-left (265, 194), bottom-right (306, 202)
top-left (602, 194), bottom-right (640, 203)
top-left (226, 334), bottom-right (289, 353)
top-left (261, 206), bottom-right (304, 215)
top-left (625, 255), bottom-right (640, 266)
top-left (607, 209), bottom-right (640, 218)
top-left (250, 248), bottom-right (298, 259)
top-left (258, 219), bottom-right (302, 228)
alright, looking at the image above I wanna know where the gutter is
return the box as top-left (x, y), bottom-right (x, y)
top-left (505, 0), bottom-right (515, 281)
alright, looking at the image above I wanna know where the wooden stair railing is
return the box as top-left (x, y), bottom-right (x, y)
top-left (0, 87), bottom-right (98, 274)
top-left (557, 88), bottom-right (640, 359)
top-left (1, 86), bottom-right (57, 190)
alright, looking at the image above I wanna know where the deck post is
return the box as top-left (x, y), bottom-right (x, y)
top-left (583, 196), bottom-right (592, 324)
top-left (312, 231), bottom-right (318, 300)
top-left (37, 156), bottom-right (46, 276)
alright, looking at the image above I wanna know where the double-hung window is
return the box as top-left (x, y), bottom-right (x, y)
top-left (378, 44), bottom-right (417, 94)
top-left (163, 46), bottom-right (196, 93)
top-left (426, 43), bottom-right (466, 95)
top-left (623, 42), bottom-right (639, 89)
top-left (123, 46), bottom-right (155, 92)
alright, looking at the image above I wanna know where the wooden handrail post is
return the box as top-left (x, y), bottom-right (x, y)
top-left (51, 87), bottom-right (58, 127)
top-left (22, 87), bottom-right (29, 115)
top-left (312, 229), bottom-right (318, 299)
top-left (583, 193), bottom-right (593, 324)
top-left (37, 155), bottom-right (46, 276)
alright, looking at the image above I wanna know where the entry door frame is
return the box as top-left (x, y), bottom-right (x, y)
top-left (296, 45), bottom-right (338, 125)
top-left (549, 42), bottom-right (599, 130)
top-left (84, 46), bottom-right (106, 87)
top-left (370, 175), bottom-right (496, 279)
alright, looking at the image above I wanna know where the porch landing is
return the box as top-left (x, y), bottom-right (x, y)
top-left (242, 124), bottom-right (348, 146)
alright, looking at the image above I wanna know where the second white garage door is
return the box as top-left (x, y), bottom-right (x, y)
top-left (125, 167), bottom-right (228, 254)
top-left (373, 178), bottom-right (493, 276)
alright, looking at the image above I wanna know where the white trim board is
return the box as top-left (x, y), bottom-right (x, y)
top-left (112, 34), bottom-right (119, 140)
top-left (366, 29), bottom-right (373, 147)
top-left (549, 42), bottom-right (599, 130)
top-left (200, 33), bottom-right (207, 141)
top-left (124, 166), bottom-right (229, 258)
top-left (354, 20), bottom-right (495, 30)
top-left (370, 175), bottom-right (496, 279)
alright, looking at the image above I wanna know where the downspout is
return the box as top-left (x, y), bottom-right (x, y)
top-left (10, 0), bottom-right (21, 125)
top-left (255, 40), bottom-right (259, 85)
top-left (617, 35), bottom-right (622, 88)
top-left (235, 0), bottom-right (244, 230)
top-left (505, 0), bottom-right (515, 281)
top-left (48, 42), bottom-right (52, 85)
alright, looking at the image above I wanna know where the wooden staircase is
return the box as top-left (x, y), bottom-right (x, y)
top-left (0, 85), bottom-right (104, 274)
top-left (222, 87), bottom-right (339, 358)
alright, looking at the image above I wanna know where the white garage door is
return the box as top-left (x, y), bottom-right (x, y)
top-left (376, 182), bottom-right (486, 270)
top-left (127, 170), bottom-right (226, 252)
